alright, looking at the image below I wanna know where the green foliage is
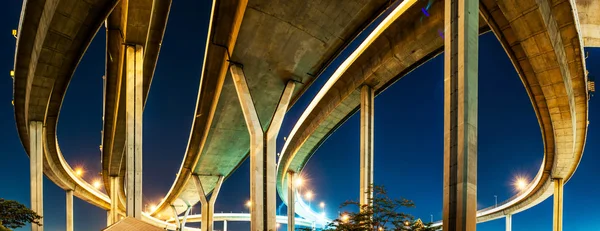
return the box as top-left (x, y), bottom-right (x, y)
top-left (0, 199), bottom-right (42, 229)
top-left (308, 186), bottom-right (437, 231)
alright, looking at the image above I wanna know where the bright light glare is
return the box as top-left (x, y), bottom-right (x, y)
top-left (341, 214), bottom-right (349, 222)
top-left (514, 176), bottom-right (528, 191)
top-left (305, 191), bottom-right (313, 200)
top-left (74, 167), bottom-right (83, 177)
top-left (150, 204), bottom-right (157, 212)
top-left (294, 177), bottom-right (303, 187)
top-left (246, 200), bottom-right (252, 207)
top-left (92, 179), bottom-right (102, 189)
top-left (276, 223), bottom-right (280, 228)
top-left (319, 202), bottom-right (325, 208)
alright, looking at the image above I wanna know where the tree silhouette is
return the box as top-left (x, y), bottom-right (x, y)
top-left (0, 199), bottom-right (42, 230)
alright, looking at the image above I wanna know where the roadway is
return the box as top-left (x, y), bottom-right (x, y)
top-left (11, 0), bottom-right (596, 229)
top-left (277, 0), bottom-right (592, 225)
top-left (151, 0), bottom-right (399, 218)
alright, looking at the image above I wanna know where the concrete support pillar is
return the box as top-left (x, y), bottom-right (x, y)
top-left (109, 176), bottom-right (119, 224)
top-left (287, 171), bottom-right (296, 231)
top-left (66, 190), bottom-right (73, 231)
top-left (505, 214), bottom-right (512, 231)
top-left (194, 175), bottom-right (224, 231)
top-left (553, 178), bottom-right (564, 231)
top-left (125, 44), bottom-right (143, 218)
top-left (29, 121), bottom-right (43, 231)
top-left (229, 64), bottom-right (295, 231)
top-left (442, 0), bottom-right (478, 230)
top-left (106, 211), bottom-right (111, 227)
top-left (359, 85), bottom-right (374, 207)
top-left (223, 220), bottom-right (228, 231)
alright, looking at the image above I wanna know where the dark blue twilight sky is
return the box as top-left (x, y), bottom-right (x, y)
top-left (1, 1), bottom-right (599, 231)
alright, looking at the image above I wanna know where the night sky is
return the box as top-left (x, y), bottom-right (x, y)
top-left (1, 1), bottom-right (599, 231)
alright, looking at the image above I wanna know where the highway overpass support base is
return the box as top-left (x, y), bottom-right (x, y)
top-left (553, 178), bottom-right (564, 231)
top-left (30, 121), bottom-right (43, 231)
top-left (505, 214), bottom-right (511, 231)
top-left (125, 44), bottom-right (144, 218)
top-left (194, 175), bottom-right (224, 231)
top-left (229, 64), bottom-right (296, 231)
top-left (171, 204), bottom-right (191, 231)
top-left (360, 85), bottom-right (374, 207)
top-left (108, 176), bottom-right (120, 224)
top-left (287, 171), bottom-right (296, 231)
top-left (442, 0), bottom-right (478, 230)
top-left (66, 190), bottom-right (73, 231)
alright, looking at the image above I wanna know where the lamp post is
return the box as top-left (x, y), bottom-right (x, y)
top-left (494, 195), bottom-right (498, 207)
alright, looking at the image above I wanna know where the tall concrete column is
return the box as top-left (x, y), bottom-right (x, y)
top-left (223, 220), bottom-right (228, 231)
top-left (194, 175), bottom-right (224, 231)
top-left (359, 85), bottom-right (374, 207)
top-left (287, 171), bottom-right (296, 231)
top-left (66, 190), bottom-right (73, 231)
top-left (505, 214), bottom-right (512, 231)
top-left (109, 176), bottom-right (119, 224)
top-left (553, 178), bottom-right (564, 231)
top-left (442, 0), bottom-right (478, 230)
top-left (229, 64), bottom-right (295, 231)
top-left (106, 211), bottom-right (109, 226)
top-left (125, 44), bottom-right (143, 218)
top-left (29, 121), bottom-right (43, 231)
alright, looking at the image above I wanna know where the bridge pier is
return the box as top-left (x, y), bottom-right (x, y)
top-left (171, 204), bottom-right (191, 231)
top-left (223, 220), bottom-right (228, 231)
top-left (66, 190), bottom-right (73, 231)
top-left (109, 176), bottom-right (119, 224)
top-left (505, 214), bottom-right (511, 231)
top-left (442, 0), bottom-right (478, 230)
top-left (229, 64), bottom-right (295, 231)
top-left (360, 85), bottom-right (374, 207)
top-left (193, 175), bottom-right (224, 231)
top-left (553, 178), bottom-right (564, 231)
top-left (29, 121), bottom-right (43, 231)
top-left (125, 44), bottom-right (144, 218)
top-left (287, 171), bottom-right (296, 231)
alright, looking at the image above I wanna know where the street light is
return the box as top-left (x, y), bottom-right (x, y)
top-left (245, 200), bottom-right (252, 208)
top-left (341, 214), bottom-right (349, 223)
top-left (494, 195), bottom-right (498, 207)
top-left (74, 167), bottom-right (84, 177)
top-left (514, 176), bottom-right (528, 191)
top-left (305, 191), bottom-right (313, 207)
top-left (92, 179), bottom-right (102, 189)
top-left (295, 177), bottom-right (303, 187)
top-left (319, 202), bottom-right (325, 208)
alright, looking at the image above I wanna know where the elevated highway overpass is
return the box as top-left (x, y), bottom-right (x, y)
top-left (11, 0), bottom-right (597, 230)
top-left (277, 0), bottom-right (592, 229)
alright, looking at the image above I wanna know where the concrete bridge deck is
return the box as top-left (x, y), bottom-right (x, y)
top-left (277, 0), bottom-right (590, 224)
top-left (151, 0), bottom-right (397, 218)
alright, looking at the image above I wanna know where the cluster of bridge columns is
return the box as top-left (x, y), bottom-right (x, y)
top-left (26, 1), bottom-right (568, 231)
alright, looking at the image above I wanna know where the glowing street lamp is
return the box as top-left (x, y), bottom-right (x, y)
top-left (92, 179), bottom-right (102, 189)
top-left (341, 214), bottom-right (349, 223)
top-left (245, 200), bottom-right (252, 208)
top-left (514, 176), bottom-right (528, 191)
top-left (305, 191), bottom-right (313, 200)
top-left (150, 204), bottom-right (157, 212)
top-left (319, 202), bottom-right (325, 208)
top-left (294, 177), bottom-right (303, 187)
top-left (74, 167), bottom-right (84, 177)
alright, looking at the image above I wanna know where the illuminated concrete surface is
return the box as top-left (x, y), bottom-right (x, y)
top-left (277, 0), bottom-right (589, 227)
top-left (442, 0), bottom-right (479, 230)
top-left (152, 0), bottom-right (397, 219)
top-left (11, 0), bottom-right (594, 230)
